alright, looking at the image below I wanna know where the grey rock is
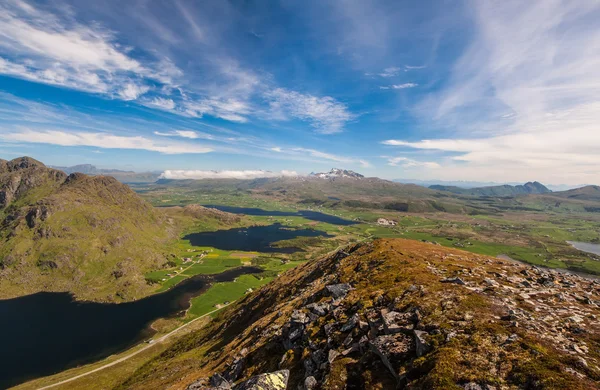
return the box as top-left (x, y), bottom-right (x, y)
top-left (224, 356), bottom-right (245, 382)
top-left (289, 327), bottom-right (303, 342)
top-left (324, 322), bottom-right (336, 337)
top-left (311, 349), bottom-right (326, 366)
top-left (340, 313), bottom-right (359, 332)
top-left (303, 358), bottom-right (316, 377)
top-left (414, 330), bottom-right (430, 357)
top-left (328, 349), bottom-right (340, 364)
top-left (291, 310), bottom-right (310, 324)
top-left (233, 370), bottom-right (289, 390)
top-left (441, 277), bottom-right (466, 285)
top-left (306, 302), bottom-right (330, 316)
top-left (368, 334), bottom-right (413, 380)
top-left (203, 373), bottom-right (231, 389)
top-left (325, 283), bottom-right (352, 299)
top-left (463, 383), bottom-right (482, 390)
top-left (381, 310), bottom-right (411, 334)
top-left (304, 376), bottom-right (318, 390)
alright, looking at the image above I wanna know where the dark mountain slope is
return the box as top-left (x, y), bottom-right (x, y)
top-left (551, 185), bottom-right (600, 202)
top-left (0, 157), bottom-right (176, 301)
top-left (430, 181), bottom-right (551, 197)
top-left (119, 239), bottom-right (600, 390)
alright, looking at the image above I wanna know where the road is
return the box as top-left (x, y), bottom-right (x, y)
top-left (36, 303), bottom-right (233, 390)
top-left (36, 237), bottom-right (370, 389)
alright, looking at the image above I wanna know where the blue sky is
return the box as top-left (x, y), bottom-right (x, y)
top-left (0, 0), bottom-right (598, 184)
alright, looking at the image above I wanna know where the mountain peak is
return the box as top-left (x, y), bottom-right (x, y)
top-left (5, 156), bottom-right (46, 172)
top-left (311, 168), bottom-right (364, 179)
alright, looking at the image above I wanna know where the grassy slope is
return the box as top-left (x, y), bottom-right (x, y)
top-left (0, 173), bottom-right (179, 301)
top-left (118, 239), bottom-right (599, 390)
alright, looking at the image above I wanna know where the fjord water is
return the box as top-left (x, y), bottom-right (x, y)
top-left (0, 267), bottom-right (262, 389)
top-left (184, 222), bottom-right (334, 252)
top-left (568, 241), bottom-right (600, 256)
top-left (202, 205), bottom-right (358, 226)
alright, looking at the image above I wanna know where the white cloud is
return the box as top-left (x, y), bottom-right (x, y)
top-left (380, 83), bottom-right (418, 90)
top-left (404, 65), bottom-right (426, 70)
top-left (160, 169), bottom-right (298, 180)
top-left (401, 0), bottom-right (600, 184)
top-left (183, 98), bottom-right (250, 123)
top-left (118, 83), bottom-right (150, 101)
top-left (265, 88), bottom-right (355, 134)
top-left (384, 156), bottom-right (441, 169)
top-left (379, 67), bottom-right (402, 77)
top-left (0, 0), bottom-right (178, 99)
top-left (154, 130), bottom-right (214, 140)
top-left (0, 128), bottom-right (213, 154)
top-left (291, 147), bottom-right (354, 163)
top-left (144, 97), bottom-right (176, 110)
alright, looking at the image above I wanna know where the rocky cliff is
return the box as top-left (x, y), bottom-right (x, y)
top-left (119, 239), bottom-right (600, 389)
top-left (0, 157), bottom-right (175, 301)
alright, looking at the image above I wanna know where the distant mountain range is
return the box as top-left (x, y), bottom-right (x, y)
top-left (49, 163), bottom-right (133, 175)
top-left (395, 178), bottom-right (583, 192)
top-left (430, 181), bottom-right (551, 196)
top-left (50, 164), bottom-right (161, 183)
top-left (310, 168), bottom-right (364, 179)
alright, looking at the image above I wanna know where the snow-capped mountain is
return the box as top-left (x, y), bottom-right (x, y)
top-left (310, 168), bottom-right (364, 179)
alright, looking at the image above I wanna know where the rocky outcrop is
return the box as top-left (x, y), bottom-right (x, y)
top-left (0, 157), bottom-right (66, 209)
top-left (120, 239), bottom-right (600, 390)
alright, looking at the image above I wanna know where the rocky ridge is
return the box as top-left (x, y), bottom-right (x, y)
top-left (0, 157), bottom-right (176, 301)
top-left (310, 168), bottom-right (365, 180)
top-left (119, 239), bottom-right (600, 389)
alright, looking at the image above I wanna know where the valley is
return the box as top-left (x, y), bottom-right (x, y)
top-left (3, 160), bottom-right (600, 389)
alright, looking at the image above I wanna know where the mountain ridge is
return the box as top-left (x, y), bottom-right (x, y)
top-left (0, 157), bottom-right (176, 301)
top-left (119, 238), bottom-right (600, 389)
top-left (430, 181), bottom-right (551, 197)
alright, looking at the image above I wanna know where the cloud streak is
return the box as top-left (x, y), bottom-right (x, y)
top-left (400, 0), bottom-right (600, 184)
top-left (160, 169), bottom-right (298, 180)
top-left (266, 89), bottom-right (355, 134)
top-left (0, 128), bottom-right (213, 154)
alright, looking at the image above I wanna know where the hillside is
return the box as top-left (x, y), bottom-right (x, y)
top-left (0, 157), bottom-right (177, 301)
top-left (152, 175), bottom-right (471, 213)
top-left (51, 163), bottom-right (161, 183)
top-left (119, 239), bottom-right (600, 390)
top-left (552, 186), bottom-right (600, 202)
top-left (430, 181), bottom-right (551, 197)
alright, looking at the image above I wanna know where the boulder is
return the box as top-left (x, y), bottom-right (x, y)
top-left (441, 277), bottom-right (466, 285)
top-left (304, 376), bottom-right (318, 390)
top-left (233, 370), bottom-right (289, 390)
top-left (325, 283), bottom-right (352, 299)
top-left (368, 334), bottom-right (413, 380)
top-left (306, 302), bottom-right (330, 316)
top-left (340, 313), bottom-right (359, 332)
top-left (414, 330), bottom-right (430, 357)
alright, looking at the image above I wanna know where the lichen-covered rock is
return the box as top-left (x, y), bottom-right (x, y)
top-left (233, 370), bottom-right (289, 390)
top-left (325, 283), bottom-right (352, 299)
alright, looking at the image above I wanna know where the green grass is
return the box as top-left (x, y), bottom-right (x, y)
top-left (187, 274), bottom-right (272, 317)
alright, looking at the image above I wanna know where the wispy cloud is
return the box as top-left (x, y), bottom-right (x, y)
top-left (160, 169), bottom-right (298, 180)
top-left (271, 147), bottom-right (371, 168)
top-left (154, 130), bottom-right (214, 140)
top-left (378, 67), bottom-right (402, 77)
top-left (0, 128), bottom-right (213, 154)
top-left (0, 0), bottom-right (177, 99)
top-left (383, 156), bottom-right (440, 169)
top-left (266, 89), bottom-right (355, 134)
top-left (400, 0), bottom-right (600, 184)
top-left (380, 83), bottom-right (418, 90)
top-left (143, 97), bottom-right (176, 110)
top-left (183, 98), bottom-right (251, 123)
